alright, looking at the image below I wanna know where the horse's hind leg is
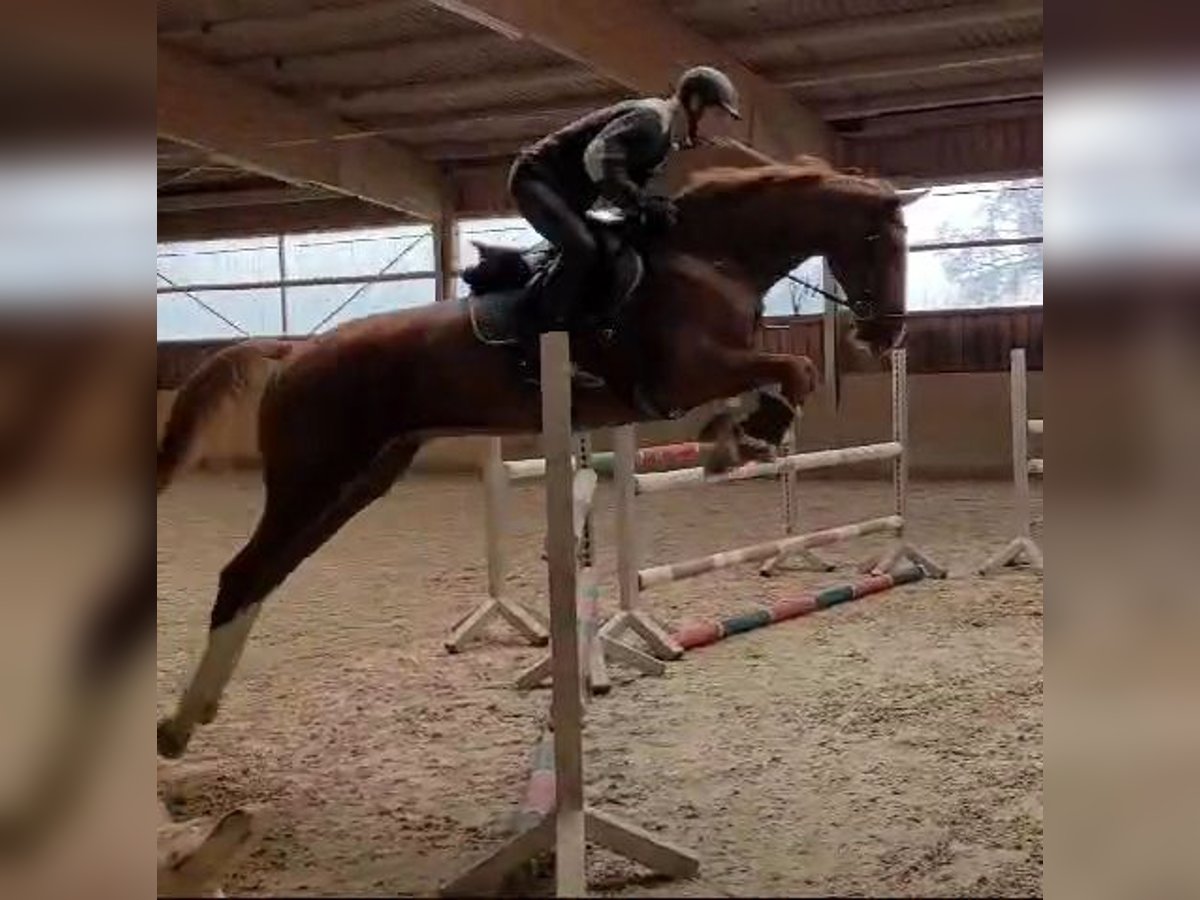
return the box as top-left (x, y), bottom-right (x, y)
top-left (158, 439), bottom-right (420, 759)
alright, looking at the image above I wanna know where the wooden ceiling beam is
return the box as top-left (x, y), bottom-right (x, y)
top-left (427, 0), bottom-right (832, 159)
top-left (235, 32), bottom-right (560, 91)
top-left (158, 44), bottom-right (446, 220)
top-left (821, 77), bottom-right (1043, 121)
top-left (158, 185), bottom-right (335, 212)
top-left (158, 1), bottom-right (363, 33)
top-left (449, 162), bottom-right (517, 217)
top-left (731, 0), bottom-right (1042, 61)
top-left (159, 0), bottom-right (474, 60)
top-left (838, 115), bottom-right (1042, 182)
top-left (835, 97), bottom-right (1042, 139)
top-left (158, 196), bottom-right (416, 243)
top-left (780, 42), bottom-right (1043, 91)
top-left (330, 64), bottom-right (611, 118)
top-left (365, 98), bottom-right (624, 145)
top-left (156, 165), bottom-right (520, 235)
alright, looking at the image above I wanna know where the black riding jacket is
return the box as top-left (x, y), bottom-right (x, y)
top-left (513, 98), bottom-right (678, 214)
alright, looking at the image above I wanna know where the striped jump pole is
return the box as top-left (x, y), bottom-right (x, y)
top-left (631, 442), bottom-right (904, 495)
top-left (674, 566), bottom-right (927, 651)
top-left (638, 515), bottom-right (905, 590)
top-left (512, 726), bottom-right (556, 836)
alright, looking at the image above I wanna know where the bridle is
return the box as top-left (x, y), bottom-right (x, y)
top-left (783, 231), bottom-right (886, 322)
top-left (785, 272), bottom-right (876, 320)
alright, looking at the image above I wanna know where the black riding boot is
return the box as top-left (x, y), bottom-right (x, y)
top-left (515, 260), bottom-right (604, 389)
top-left (537, 255), bottom-right (587, 332)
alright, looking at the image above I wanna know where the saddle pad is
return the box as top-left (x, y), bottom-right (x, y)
top-left (466, 242), bottom-right (644, 349)
top-left (466, 289), bottom-right (528, 346)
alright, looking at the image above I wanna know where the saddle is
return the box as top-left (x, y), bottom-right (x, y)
top-left (463, 211), bottom-right (645, 376)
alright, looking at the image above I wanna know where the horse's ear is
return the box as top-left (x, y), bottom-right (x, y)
top-left (895, 188), bottom-right (929, 207)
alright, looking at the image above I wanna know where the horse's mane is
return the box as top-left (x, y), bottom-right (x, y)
top-left (674, 155), bottom-right (896, 210)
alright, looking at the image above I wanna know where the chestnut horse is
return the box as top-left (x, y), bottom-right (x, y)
top-left (155, 157), bottom-right (915, 758)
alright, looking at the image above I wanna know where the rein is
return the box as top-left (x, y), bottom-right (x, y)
top-left (784, 273), bottom-right (876, 320)
top-left (782, 231), bottom-right (904, 322)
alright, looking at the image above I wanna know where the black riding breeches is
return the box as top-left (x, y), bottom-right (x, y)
top-left (509, 163), bottom-right (598, 329)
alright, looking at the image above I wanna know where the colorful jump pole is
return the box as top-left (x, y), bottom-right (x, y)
top-left (672, 567), bottom-right (927, 651)
top-left (588, 442), bottom-right (705, 478)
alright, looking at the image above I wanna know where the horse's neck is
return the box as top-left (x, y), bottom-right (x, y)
top-left (669, 195), bottom-right (827, 296)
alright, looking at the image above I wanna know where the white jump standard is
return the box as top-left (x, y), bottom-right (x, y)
top-left (441, 332), bottom-right (700, 896)
top-left (980, 347), bottom-right (1043, 575)
top-left (854, 347), bottom-right (945, 578)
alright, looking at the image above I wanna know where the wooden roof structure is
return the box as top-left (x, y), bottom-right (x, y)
top-left (158, 0), bottom-right (1042, 241)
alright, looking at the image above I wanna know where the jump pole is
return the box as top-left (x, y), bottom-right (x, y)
top-left (444, 437), bottom-right (550, 653)
top-left (979, 348), bottom-right (1043, 575)
top-left (588, 441), bottom-right (704, 477)
top-left (511, 443), bottom-right (707, 480)
top-left (441, 333), bottom-right (699, 897)
top-left (673, 566), bottom-right (927, 650)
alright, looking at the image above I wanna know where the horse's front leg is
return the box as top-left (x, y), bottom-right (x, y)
top-left (738, 351), bottom-right (820, 448)
top-left (662, 343), bottom-right (820, 472)
top-left (687, 349), bottom-right (819, 473)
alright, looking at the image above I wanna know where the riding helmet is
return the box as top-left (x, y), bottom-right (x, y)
top-left (676, 66), bottom-right (742, 119)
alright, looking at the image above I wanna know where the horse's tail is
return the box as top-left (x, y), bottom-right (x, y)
top-left (157, 339), bottom-right (296, 493)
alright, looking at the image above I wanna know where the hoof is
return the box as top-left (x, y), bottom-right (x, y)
top-left (737, 437), bottom-right (777, 464)
top-left (702, 439), bottom-right (740, 474)
top-left (157, 719), bottom-right (190, 759)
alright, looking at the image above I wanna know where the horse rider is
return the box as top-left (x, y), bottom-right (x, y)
top-left (508, 65), bottom-right (742, 384)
